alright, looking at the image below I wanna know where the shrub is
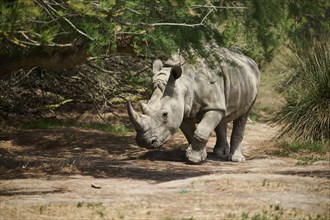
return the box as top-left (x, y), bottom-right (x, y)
top-left (273, 32), bottom-right (330, 142)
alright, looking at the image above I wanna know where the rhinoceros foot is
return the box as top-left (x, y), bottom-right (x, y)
top-left (213, 147), bottom-right (230, 160)
top-left (185, 145), bottom-right (207, 164)
top-left (230, 153), bottom-right (246, 162)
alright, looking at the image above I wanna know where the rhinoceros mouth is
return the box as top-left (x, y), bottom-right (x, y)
top-left (150, 140), bottom-right (164, 148)
top-left (135, 134), bottom-right (170, 149)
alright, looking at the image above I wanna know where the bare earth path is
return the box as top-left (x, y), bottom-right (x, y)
top-left (0, 122), bottom-right (329, 219)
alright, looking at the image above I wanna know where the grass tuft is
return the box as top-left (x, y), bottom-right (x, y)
top-left (271, 140), bottom-right (330, 164)
top-left (272, 32), bottom-right (330, 142)
top-left (276, 141), bottom-right (329, 154)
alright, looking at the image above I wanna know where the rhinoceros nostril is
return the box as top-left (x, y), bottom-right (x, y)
top-left (151, 139), bottom-right (158, 145)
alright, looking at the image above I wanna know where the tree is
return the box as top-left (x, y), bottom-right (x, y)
top-left (0, 0), bottom-right (291, 75)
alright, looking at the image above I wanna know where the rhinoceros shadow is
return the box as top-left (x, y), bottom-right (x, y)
top-left (137, 148), bottom-right (186, 162)
top-left (135, 147), bottom-right (229, 163)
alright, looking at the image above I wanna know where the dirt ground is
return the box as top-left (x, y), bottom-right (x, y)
top-left (0, 116), bottom-right (329, 219)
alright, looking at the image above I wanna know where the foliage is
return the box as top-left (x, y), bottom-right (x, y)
top-left (272, 32), bottom-right (330, 142)
top-left (1, 1), bottom-right (329, 63)
top-left (286, 0), bottom-right (330, 45)
top-left (0, 1), bottom-right (230, 59)
top-left (0, 0), bottom-right (298, 67)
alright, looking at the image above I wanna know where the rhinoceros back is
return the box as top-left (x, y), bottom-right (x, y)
top-left (181, 47), bottom-right (260, 123)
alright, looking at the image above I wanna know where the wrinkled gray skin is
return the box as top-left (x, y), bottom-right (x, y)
top-left (128, 47), bottom-right (260, 164)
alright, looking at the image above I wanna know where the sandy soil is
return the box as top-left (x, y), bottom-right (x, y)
top-left (0, 121), bottom-right (329, 219)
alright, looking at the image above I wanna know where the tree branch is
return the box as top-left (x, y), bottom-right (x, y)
top-left (41, 0), bottom-right (94, 41)
top-left (191, 5), bottom-right (248, 9)
top-left (149, 9), bottom-right (214, 27)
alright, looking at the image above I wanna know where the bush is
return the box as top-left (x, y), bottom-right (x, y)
top-left (0, 56), bottom-right (152, 119)
top-left (273, 32), bottom-right (330, 142)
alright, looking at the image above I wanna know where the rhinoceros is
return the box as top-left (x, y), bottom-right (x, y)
top-left (127, 46), bottom-right (260, 164)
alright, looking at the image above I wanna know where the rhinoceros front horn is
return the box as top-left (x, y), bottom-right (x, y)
top-left (127, 101), bottom-right (143, 131)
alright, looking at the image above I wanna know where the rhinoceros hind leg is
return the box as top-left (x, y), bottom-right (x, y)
top-left (229, 111), bottom-right (249, 162)
top-left (213, 123), bottom-right (230, 160)
top-left (230, 145), bottom-right (245, 162)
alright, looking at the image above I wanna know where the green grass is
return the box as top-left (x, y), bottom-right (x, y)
top-left (271, 140), bottom-right (330, 164)
top-left (251, 50), bottom-right (284, 122)
top-left (83, 123), bottom-right (131, 135)
top-left (276, 141), bottom-right (329, 154)
top-left (75, 202), bottom-right (106, 218)
top-left (77, 202), bottom-right (83, 208)
top-left (20, 118), bottom-right (132, 135)
top-left (274, 141), bottom-right (329, 155)
top-left (20, 118), bottom-right (76, 130)
top-left (177, 189), bottom-right (190, 194)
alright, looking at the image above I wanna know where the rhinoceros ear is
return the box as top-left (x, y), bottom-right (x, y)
top-left (170, 66), bottom-right (182, 79)
top-left (152, 59), bottom-right (163, 74)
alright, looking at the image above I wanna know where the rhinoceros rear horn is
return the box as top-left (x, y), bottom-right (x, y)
top-left (170, 66), bottom-right (182, 79)
top-left (141, 103), bottom-right (151, 115)
top-left (127, 101), bottom-right (143, 131)
top-left (152, 59), bottom-right (163, 74)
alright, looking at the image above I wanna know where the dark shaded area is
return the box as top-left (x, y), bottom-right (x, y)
top-left (136, 148), bottom-right (186, 162)
top-left (1, 125), bottom-right (329, 186)
top-left (0, 127), bottom-right (213, 182)
top-left (0, 41), bottom-right (88, 76)
top-left (0, 56), bottom-right (151, 121)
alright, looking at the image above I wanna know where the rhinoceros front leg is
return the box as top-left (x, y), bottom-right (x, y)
top-left (229, 112), bottom-right (249, 162)
top-left (213, 123), bottom-right (230, 159)
top-left (186, 111), bottom-right (223, 164)
top-left (180, 119), bottom-right (196, 145)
